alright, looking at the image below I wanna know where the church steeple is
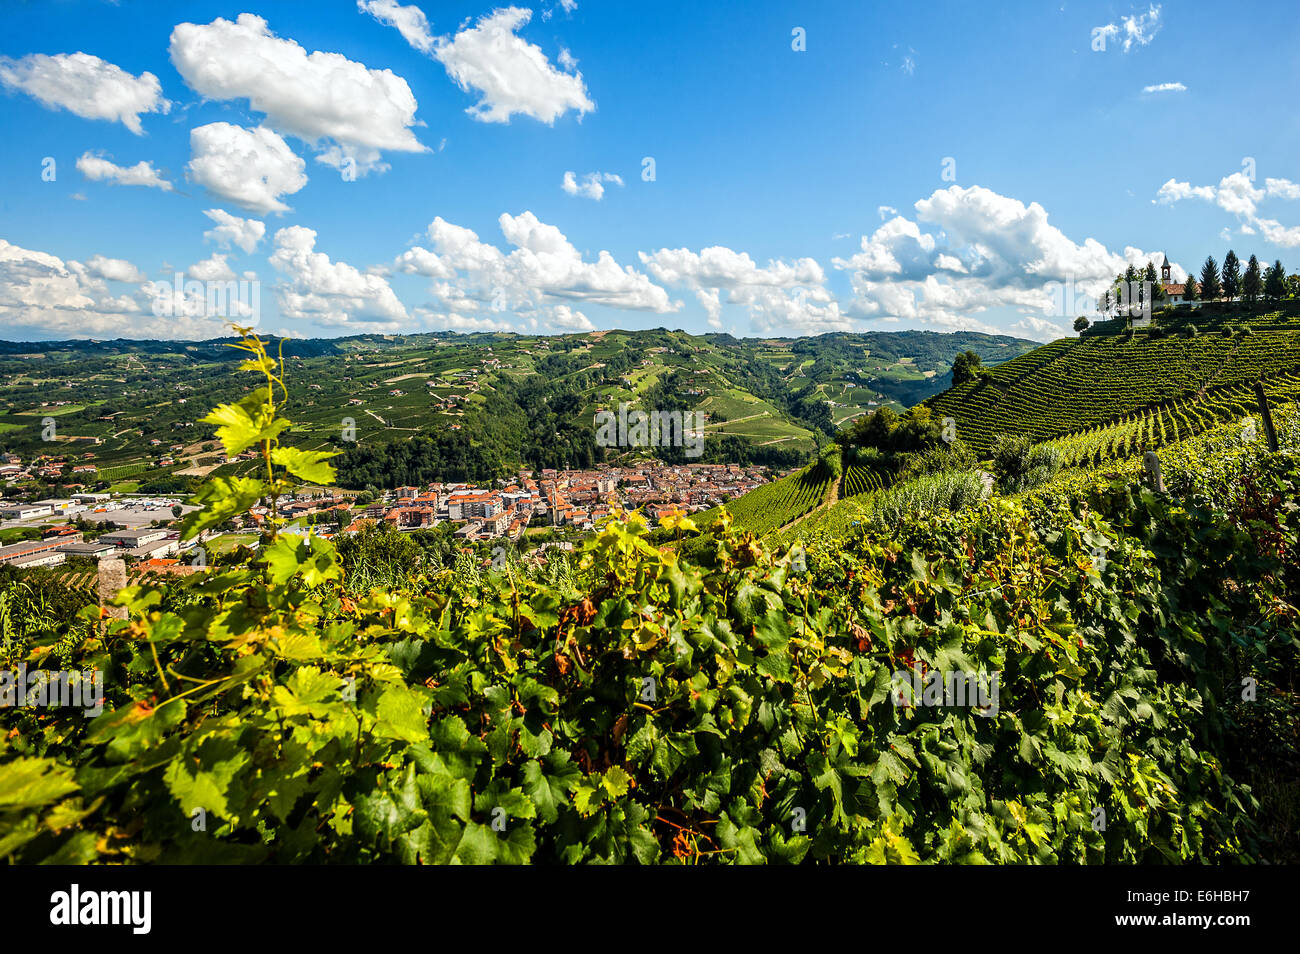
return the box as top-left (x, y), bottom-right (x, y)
top-left (1160, 255), bottom-right (1171, 283)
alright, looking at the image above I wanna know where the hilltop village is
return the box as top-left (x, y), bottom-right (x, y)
top-left (0, 457), bottom-right (776, 571)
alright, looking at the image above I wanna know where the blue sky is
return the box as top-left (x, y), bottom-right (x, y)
top-left (0, 0), bottom-right (1297, 342)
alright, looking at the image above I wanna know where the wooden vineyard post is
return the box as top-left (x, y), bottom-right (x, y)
top-left (98, 558), bottom-right (128, 622)
top-left (1255, 381), bottom-right (1279, 453)
top-left (1142, 451), bottom-right (1165, 492)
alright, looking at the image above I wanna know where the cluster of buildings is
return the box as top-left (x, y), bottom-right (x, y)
top-left (0, 525), bottom-right (184, 570)
top-left (341, 462), bottom-right (774, 541)
top-left (0, 455), bottom-right (780, 575)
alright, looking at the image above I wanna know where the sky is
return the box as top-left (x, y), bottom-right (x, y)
top-left (0, 0), bottom-right (1297, 343)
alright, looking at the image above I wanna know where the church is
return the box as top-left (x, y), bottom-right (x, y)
top-left (1160, 256), bottom-right (1194, 306)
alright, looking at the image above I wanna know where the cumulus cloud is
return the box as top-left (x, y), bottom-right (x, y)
top-left (81, 254), bottom-right (143, 283)
top-left (357, 0), bottom-right (434, 54)
top-left (202, 208), bottom-right (266, 254)
top-left (186, 123), bottom-right (308, 215)
top-left (187, 253), bottom-right (238, 282)
top-left (1094, 4), bottom-right (1162, 52)
top-left (401, 212), bottom-right (676, 320)
top-left (547, 303), bottom-right (594, 330)
top-left (0, 238), bottom-right (240, 339)
top-left (85, 255), bottom-right (145, 283)
top-left (76, 152), bottom-right (173, 191)
top-left (1154, 170), bottom-right (1300, 247)
top-left (1011, 315), bottom-right (1073, 340)
top-left (832, 184), bottom-right (1173, 337)
top-left (0, 52), bottom-right (170, 134)
top-left (1142, 81), bottom-right (1185, 93)
top-left (1265, 177), bottom-right (1300, 201)
top-left (1154, 178), bottom-right (1215, 204)
top-left (433, 7), bottom-right (594, 124)
top-left (394, 245), bottom-right (457, 280)
top-left (270, 226), bottom-right (408, 329)
top-left (170, 13), bottom-right (427, 173)
top-left (639, 245), bottom-right (845, 333)
top-left (413, 306), bottom-right (519, 333)
top-left (561, 170), bottom-right (623, 200)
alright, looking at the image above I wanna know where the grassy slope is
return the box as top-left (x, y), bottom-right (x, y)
top-left (926, 309), bottom-right (1300, 455)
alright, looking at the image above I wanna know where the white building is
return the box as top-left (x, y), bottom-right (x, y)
top-left (0, 504), bottom-right (54, 520)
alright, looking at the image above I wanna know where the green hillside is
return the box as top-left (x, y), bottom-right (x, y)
top-left (925, 312), bottom-right (1300, 455)
top-left (6, 330), bottom-right (1298, 865)
top-left (703, 304), bottom-right (1300, 547)
top-left (0, 327), bottom-right (1034, 493)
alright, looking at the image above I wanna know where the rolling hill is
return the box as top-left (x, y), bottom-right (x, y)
top-left (0, 328), bottom-right (1034, 491)
top-left (925, 304), bottom-right (1300, 454)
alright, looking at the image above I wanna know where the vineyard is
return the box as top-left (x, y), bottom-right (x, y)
top-left (695, 459), bottom-right (835, 536)
top-left (95, 463), bottom-right (148, 482)
top-left (1, 331), bottom-right (1298, 866)
top-left (841, 464), bottom-right (887, 499)
top-left (1037, 371), bottom-right (1300, 468)
top-left (927, 325), bottom-right (1300, 453)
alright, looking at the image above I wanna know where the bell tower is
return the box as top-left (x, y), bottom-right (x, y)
top-left (1160, 255), bottom-right (1171, 283)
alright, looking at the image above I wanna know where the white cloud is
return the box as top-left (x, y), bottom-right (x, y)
top-left (1010, 315), bottom-right (1073, 341)
top-left (434, 7), bottom-right (594, 124)
top-left (877, 205), bottom-right (898, 220)
top-left (1142, 81), bottom-right (1185, 93)
top-left (1155, 170), bottom-right (1300, 247)
top-left (170, 13), bottom-right (427, 174)
top-left (0, 52), bottom-right (170, 134)
top-left (832, 216), bottom-right (936, 279)
top-left (1095, 4), bottom-right (1163, 52)
top-left (395, 245), bottom-right (457, 279)
top-left (1255, 218), bottom-right (1300, 247)
top-left (0, 238), bottom-right (238, 340)
top-left (1154, 178), bottom-right (1215, 204)
top-left (187, 123), bottom-right (308, 215)
top-left (270, 226), bottom-right (409, 328)
top-left (547, 304), bottom-right (594, 330)
top-left (639, 245), bottom-right (846, 334)
top-left (413, 306), bottom-right (520, 332)
top-left (833, 185), bottom-right (1172, 332)
top-left (85, 255), bottom-right (145, 283)
top-left (561, 170), bottom-right (623, 200)
top-left (1265, 177), bottom-right (1300, 201)
top-left (407, 211), bottom-right (676, 316)
top-left (187, 253), bottom-right (238, 282)
top-left (76, 152), bottom-right (173, 191)
top-left (202, 209), bottom-right (266, 254)
top-left (357, 0), bottom-right (434, 54)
